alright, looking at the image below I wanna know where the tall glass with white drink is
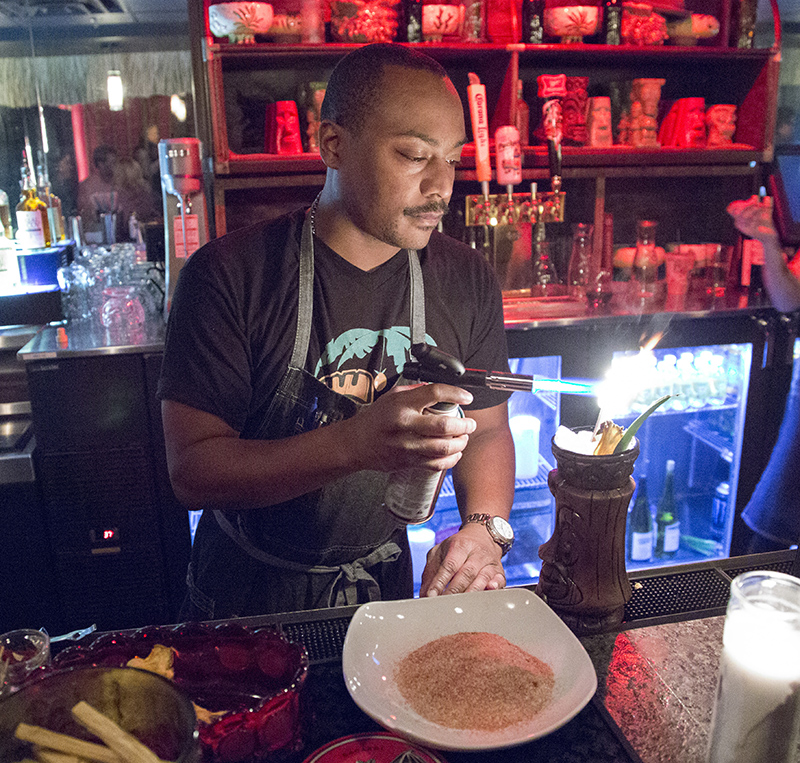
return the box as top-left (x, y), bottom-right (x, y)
top-left (707, 570), bottom-right (800, 763)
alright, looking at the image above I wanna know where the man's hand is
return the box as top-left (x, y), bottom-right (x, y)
top-left (342, 383), bottom-right (477, 474)
top-left (418, 521), bottom-right (506, 597)
top-left (726, 195), bottom-right (780, 245)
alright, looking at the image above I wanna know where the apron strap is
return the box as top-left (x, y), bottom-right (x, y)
top-left (291, 206), bottom-right (315, 370)
top-left (214, 510), bottom-right (402, 607)
top-left (408, 249), bottom-right (425, 347)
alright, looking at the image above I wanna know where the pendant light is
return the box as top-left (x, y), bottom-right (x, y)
top-left (107, 70), bottom-right (124, 112)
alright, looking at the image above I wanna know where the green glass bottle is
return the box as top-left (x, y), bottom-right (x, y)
top-left (655, 459), bottom-right (680, 558)
top-left (628, 475), bottom-right (653, 562)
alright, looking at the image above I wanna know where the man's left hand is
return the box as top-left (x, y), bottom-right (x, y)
top-left (418, 522), bottom-right (506, 597)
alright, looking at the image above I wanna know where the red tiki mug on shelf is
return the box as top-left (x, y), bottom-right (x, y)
top-left (265, 100), bottom-right (304, 155)
top-left (562, 76), bottom-right (589, 145)
top-left (658, 97), bottom-right (707, 148)
top-left (536, 433), bottom-right (640, 635)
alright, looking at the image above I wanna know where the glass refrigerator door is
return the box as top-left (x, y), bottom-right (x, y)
top-left (606, 342), bottom-right (752, 570)
top-left (411, 355), bottom-right (561, 594)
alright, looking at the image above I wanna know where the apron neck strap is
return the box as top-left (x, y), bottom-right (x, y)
top-left (292, 204), bottom-right (426, 368)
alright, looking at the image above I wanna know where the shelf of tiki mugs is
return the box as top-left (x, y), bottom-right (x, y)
top-left (203, 39), bottom-right (776, 175)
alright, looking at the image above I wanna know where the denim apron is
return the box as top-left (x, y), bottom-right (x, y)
top-left (181, 208), bottom-right (426, 619)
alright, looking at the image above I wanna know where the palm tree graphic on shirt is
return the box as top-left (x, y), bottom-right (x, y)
top-left (314, 326), bottom-right (437, 403)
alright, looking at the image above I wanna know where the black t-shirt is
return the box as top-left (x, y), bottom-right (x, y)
top-left (158, 208), bottom-right (510, 433)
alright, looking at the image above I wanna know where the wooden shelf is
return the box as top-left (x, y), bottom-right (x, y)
top-left (214, 145), bottom-right (764, 178)
top-left (190, 0), bottom-right (781, 236)
top-left (206, 40), bottom-right (774, 64)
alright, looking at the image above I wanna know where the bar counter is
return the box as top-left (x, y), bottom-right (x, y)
top-left (16, 297), bottom-right (784, 360)
top-left (142, 551), bottom-right (795, 763)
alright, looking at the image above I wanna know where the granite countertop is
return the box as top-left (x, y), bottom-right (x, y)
top-left (584, 616), bottom-right (800, 763)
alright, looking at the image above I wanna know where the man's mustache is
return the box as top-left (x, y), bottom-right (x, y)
top-left (404, 202), bottom-right (451, 216)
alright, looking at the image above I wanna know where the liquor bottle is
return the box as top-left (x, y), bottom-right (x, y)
top-left (628, 475), bottom-right (653, 562)
top-left (0, 188), bottom-right (12, 240)
top-left (36, 164), bottom-right (65, 243)
top-left (521, 0), bottom-right (544, 43)
top-left (748, 262), bottom-right (764, 304)
top-left (729, 0), bottom-right (756, 48)
top-left (603, 0), bottom-right (622, 44)
top-left (630, 219), bottom-right (659, 307)
top-left (405, 0), bottom-right (422, 42)
top-left (515, 79), bottom-right (530, 146)
top-left (16, 162), bottom-right (51, 250)
top-left (655, 459), bottom-right (680, 558)
top-left (0, 225), bottom-right (19, 293)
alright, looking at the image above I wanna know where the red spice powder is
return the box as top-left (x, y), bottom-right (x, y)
top-left (394, 631), bottom-right (555, 731)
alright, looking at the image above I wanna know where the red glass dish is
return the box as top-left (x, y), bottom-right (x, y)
top-left (301, 732), bottom-right (449, 763)
top-left (44, 621), bottom-right (308, 762)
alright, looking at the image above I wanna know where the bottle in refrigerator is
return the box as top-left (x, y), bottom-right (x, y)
top-left (711, 481), bottom-right (730, 539)
top-left (655, 459), bottom-right (680, 558)
top-left (628, 475), bottom-right (653, 562)
top-left (707, 353), bottom-right (728, 406)
top-left (677, 351), bottom-right (700, 409)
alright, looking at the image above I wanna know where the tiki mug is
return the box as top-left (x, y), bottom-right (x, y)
top-left (706, 104), bottom-right (737, 147)
top-left (536, 433), bottom-right (640, 635)
top-left (587, 96), bottom-right (613, 148)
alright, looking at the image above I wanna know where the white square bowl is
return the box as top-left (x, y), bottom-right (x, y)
top-left (342, 587), bottom-right (597, 751)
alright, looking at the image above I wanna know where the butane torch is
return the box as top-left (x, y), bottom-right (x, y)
top-left (403, 343), bottom-right (595, 396)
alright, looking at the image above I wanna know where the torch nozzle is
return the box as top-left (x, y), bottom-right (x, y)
top-left (406, 343), bottom-right (596, 396)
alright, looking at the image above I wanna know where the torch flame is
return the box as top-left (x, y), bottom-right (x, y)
top-left (641, 331), bottom-right (663, 352)
top-left (595, 331), bottom-right (665, 423)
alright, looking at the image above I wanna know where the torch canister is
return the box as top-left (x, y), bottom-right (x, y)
top-left (383, 401), bottom-right (462, 525)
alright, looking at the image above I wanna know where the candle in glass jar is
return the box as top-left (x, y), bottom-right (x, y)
top-left (707, 571), bottom-right (800, 763)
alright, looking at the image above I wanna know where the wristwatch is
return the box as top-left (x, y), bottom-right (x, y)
top-left (461, 513), bottom-right (514, 557)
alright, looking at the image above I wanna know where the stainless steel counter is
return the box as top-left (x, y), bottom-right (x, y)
top-left (17, 300), bottom-right (780, 360)
top-left (17, 319), bottom-right (167, 361)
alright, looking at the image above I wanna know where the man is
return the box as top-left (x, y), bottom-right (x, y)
top-left (727, 194), bottom-right (800, 312)
top-left (727, 194), bottom-right (800, 553)
top-left (158, 44), bottom-right (516, 619)
top-left (76, 145), bottom-right (120, 233)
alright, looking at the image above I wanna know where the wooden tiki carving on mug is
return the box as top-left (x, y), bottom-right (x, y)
top-left (536, 436), bottom-right (640, 635)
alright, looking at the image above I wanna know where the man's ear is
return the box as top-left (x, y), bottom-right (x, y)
top-left (318, 120), bottom-right (345, 169)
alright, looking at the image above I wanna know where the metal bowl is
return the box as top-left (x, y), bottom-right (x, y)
top-left (0, 665), bottom-right (200, 762)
